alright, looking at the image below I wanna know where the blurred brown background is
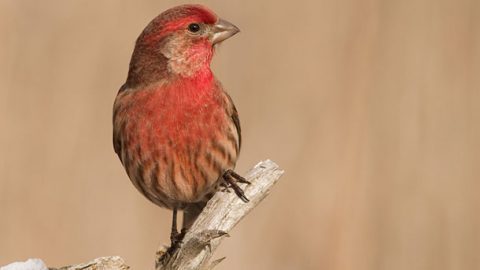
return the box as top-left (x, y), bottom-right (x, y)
top-left (1, 0), bottom-right (479, 269)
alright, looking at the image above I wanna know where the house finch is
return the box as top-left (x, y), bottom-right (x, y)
top-left (112, 4), bottom-right (248, 247)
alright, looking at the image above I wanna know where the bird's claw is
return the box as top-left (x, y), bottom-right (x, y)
top-left (219, 182), bottom-right (232, 193)
top-left (168, 228), bottom-right (186, 254)
top-left (222, 170), bottom-right (250, 202)
top-left (227, 170), bottom-right (251, 185)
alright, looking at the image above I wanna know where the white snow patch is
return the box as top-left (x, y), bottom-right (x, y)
top-left (0, 259), bottom-right (48, 270)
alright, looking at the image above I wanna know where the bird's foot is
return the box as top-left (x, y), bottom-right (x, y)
top-left (225, 169), bottom-right (251, 184)
top-left (219, 182), bottom-right (232, 193)
top-left (168, 228), bottom-right (186, 254)
top-left (222, 169), bottom-right (250, 202)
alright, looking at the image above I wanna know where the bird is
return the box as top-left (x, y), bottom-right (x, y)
top-left (112, 4), bottom-right (248, 248)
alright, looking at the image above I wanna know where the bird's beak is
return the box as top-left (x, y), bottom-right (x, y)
top-left (211, 18), bottom-right (240, 45)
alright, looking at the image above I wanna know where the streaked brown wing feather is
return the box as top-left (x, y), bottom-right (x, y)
top-left (113, 84), bottom-right (129, 158)
top-left (113, 129), bottom-right (122, 157)
top-left (223, 92), bottom-right (241, 150)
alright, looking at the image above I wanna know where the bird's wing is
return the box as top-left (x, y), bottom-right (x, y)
top-left (231, 100), bottom-right (241, 149)
top-left (112, 84), bottom-right (128, 158)
top-left (223, 91), bottom-right (242, 150)
top-left (113, 128), bottom-right (122, 157)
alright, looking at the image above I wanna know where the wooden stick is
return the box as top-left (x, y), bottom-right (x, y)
top-left (156, 159), bottom-right (284, 270)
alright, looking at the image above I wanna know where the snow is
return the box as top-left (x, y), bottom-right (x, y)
top-left (0, 259), bottom-right (48, 270)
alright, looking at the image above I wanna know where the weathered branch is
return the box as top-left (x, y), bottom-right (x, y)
top-left (3, 160), bottom-right (283, 270)
top-left (54, 256), bottom-right (129, 270)
top-left (155, 159), bottom-right (284, 269)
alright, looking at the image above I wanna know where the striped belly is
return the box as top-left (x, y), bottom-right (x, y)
top-left (121, 135), bottom-right (237, 209)
top-left (116, 100), bottom-right (239, 209)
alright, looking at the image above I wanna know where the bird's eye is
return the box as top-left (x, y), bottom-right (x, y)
top-left (188, 23), bottom-right (201, 33)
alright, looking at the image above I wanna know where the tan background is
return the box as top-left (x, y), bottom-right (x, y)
top-left (1, 0), bottom-right (479, 269)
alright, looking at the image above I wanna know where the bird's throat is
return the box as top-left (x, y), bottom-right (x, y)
top-left (162, 37), bottom-right (214, 78)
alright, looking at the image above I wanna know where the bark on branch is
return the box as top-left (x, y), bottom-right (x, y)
top-left (155, 159), bottom-right (284, 269)
top-left (4, 160), bottom-right (283, 270)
